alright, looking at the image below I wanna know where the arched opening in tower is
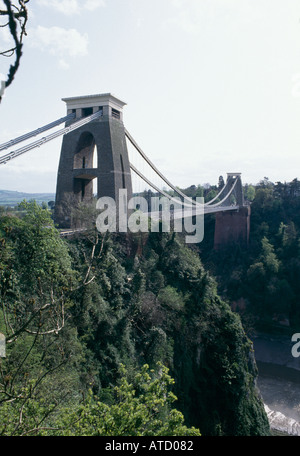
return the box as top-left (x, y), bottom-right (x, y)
top-left (73, 132), bottom-right (97, 169)
top-left (73, 132), bottom-right (98, 203)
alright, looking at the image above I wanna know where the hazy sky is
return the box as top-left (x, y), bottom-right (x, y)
top-left (1, 0), bottom-right (300, 193)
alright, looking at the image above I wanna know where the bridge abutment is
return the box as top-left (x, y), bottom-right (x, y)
top-left (214, 206), bottom-right (251, 250)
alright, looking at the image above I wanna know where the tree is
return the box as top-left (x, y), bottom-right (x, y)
top-left (289, 178), bottom-right (300, 198)
top-left (246, 184), bottom-right (255, 202)
top-left (0, 0), bottom-right (30, 102)
top-left (4, 201), bottom-right (77, 337)
top-left (205, 189), bottom-right (218, 204)
top-left (258, 177), bottom-right (274, 188)
top-left (260, 236), bottom-right (280, 275)
top-left (218, 175), bottom-right (225, 190)
top-left (0, 201), bottom-right (84, 435)
top-left (54, 363), bottom-right (201, 436)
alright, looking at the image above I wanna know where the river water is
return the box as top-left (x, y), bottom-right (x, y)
top-left (252, 333), bottom-right (300, 436)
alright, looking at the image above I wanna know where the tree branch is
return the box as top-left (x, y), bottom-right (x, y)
top-left (0, 0), bottom-right (30, 101)
top-left (0, 9), bottom-right (26, 18)
top-left (6, 302), bottom-right (51, 343)
top-left (2, 0), bottom-right (23, 88)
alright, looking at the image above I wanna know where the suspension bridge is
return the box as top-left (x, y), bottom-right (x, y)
top-left (0, 93), bottom-right (250, 247)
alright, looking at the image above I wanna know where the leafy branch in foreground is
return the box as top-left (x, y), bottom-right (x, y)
top-left (0, 201), bottom-right (77, 342)
top-left (0, 201), bottom-right (81, 435)
top-left (52, 363), bottom-right (201, 437)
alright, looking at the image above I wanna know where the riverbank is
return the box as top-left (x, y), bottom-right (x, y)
top-left (252, 332), bottom-right (300, 371)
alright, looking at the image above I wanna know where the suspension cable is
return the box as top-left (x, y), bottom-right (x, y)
top-left (205, 178), bottom-right (238, 207)
top-left (130, 163), bottom-right (239, 217)
top-left (0, 110), bottom-right (103, 165)
top-left (126, 129), bottom-right (239, 209)
top-left (130, 163), bottom-right (199, 209)
top-left (125, 129), bottom-right (203, 207)
top-left (0, 116), bottom-right (240, 209)
top-left (0, 112), bottom-right (76, 152)
top-left (204, 179), bottom-right (230, 205)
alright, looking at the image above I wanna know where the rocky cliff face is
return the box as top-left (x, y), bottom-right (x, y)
top-left (127, 232), bottom-right (270, 435)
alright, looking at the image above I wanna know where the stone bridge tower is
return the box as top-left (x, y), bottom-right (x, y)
top-left (214, 173), bottom-right (250, 249)
top-left (54, 93), bottom-right (132, 228)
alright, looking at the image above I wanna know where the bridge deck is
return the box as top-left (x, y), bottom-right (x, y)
top-left (147, 205), bottom-right (239, 221)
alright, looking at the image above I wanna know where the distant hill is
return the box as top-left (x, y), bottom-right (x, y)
top-left (0, 189), bottom-right (55, 207)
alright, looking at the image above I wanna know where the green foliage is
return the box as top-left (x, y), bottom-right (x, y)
top-left (0, 201), bottom-right (77, 339)
top-left (54, 363), bottom-right (201, 436)
top-left (260, 237), bottom-right (280, 274)
top-left (0, 202), bottom-right (87, 436)
top-left (134, 233), bottom-right (269, 436)
top-left (0, 201), bottom-right (270, 436)
top-left (199, 177), bottom-right (300, 329)
top-left (245, 185), bottom-right (256, 202)
top-left (205, 189), bottom-right (218, 203)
